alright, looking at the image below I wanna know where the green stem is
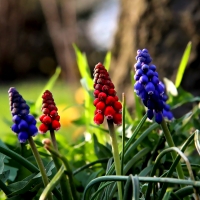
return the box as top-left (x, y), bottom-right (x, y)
top-left (40, 165), bottom-right (65, 200)
top-left (48, 131), bottom-right (67, 198)
top-left (160, 120), bottom-right (185, 179)
top-left (44, 141), bottom-right (78, 200)
top-left (121, 93), bottom-right (125, 175)
top-left (50, 129), bottom-right (58, 151)
top-left (28, 137), bottom-right (53, 200)
top-left (160, 119), bottom-right (190, 200)
top-left (107, 120), bottom-right (123, 200)
top-left (51, 150), bottom-right (73, 200)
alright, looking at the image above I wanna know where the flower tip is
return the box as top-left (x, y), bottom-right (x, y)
top-left (18, 132), bottom-right (29, 143)
top-left (8, 87), bottom-right (16, 93)
top-left (155, 112), bottom-right (163, 124)
top-left (113, 113), bottom-right (122, 125)
top-left (42, 138), bottom-right (51, 145)
top-left (94, 113), bottom-right (104, 125)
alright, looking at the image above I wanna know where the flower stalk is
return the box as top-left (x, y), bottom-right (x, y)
top-left (160, 119), bottom-right (190, 200)
top-left (160, 119), bottom-right (185, 180)
top-left (43, 139), bottom-right (78, 200)
top-left (107, 120), bottom-right (123, 200)
top-left (28, 137), bottom-right (53, 200)
top-left (50, 129), bottom-right (58, 151)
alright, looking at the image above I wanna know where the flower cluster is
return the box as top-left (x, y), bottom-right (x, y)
top-left (39, 90), bottom-right (61, 133)
top-left (8, 87), bottom-right (38, 143)
top-left (134, 49), bottom-right (173, 123)
top-left (160, 82), bottom-right (174, 120)
top-left (93, 63), bottom-right (122, 125)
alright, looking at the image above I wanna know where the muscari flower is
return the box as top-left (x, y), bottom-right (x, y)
top-left (93, 63), bottom-right (122, 125)
top-left (8, 87), bottom-right (38, 143)
top-left (133, 49), bottom-right (174, 124)
top-left (39, 90), bottom-right (61, 134)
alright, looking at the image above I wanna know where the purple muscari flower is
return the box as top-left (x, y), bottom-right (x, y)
top-left (134, 62), bottom-right (142, 70)
top-left (155, 112), bottom-right (163, 124)
top-left (8, 87), bottom-right (38, 143)
top-left (147, 109), bottom-right (154, 119)
top-left (149, 64), bottom-right (156, 71)
top-left (146, 70), bottom-right (154, 77)
top-left (145, 82), bottom-right (155, 95)
top-left (139, 75), bottom-right (148, 84)
top-left (141, 64), bottom-right (149, 72)
top-left (133, 49), bottom-right (174, 124)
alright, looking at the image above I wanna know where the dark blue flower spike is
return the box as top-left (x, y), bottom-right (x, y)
top-left (8, 87), bottom-right (38, 143)
top-left (134, 49), bottom-right (174, 124)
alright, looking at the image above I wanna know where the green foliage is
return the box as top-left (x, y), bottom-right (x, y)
top-left (175, 41), bottom-right (192, 88)
top-left (1, 43), bottom-right (200, 200)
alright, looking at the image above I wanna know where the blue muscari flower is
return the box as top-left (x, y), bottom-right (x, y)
top-left (8, 87), bottom-right (38, 143)
top-left (133, 49), bottom-right (174, 124)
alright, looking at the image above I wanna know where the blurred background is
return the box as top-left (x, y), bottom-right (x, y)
top-left (0, 0), bottom-right (200, 144)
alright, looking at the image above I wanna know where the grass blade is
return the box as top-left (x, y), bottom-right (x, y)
top-left (175, 41), bottom-right (192, 88)
top-left (123, 176), bottom-right (132, 200)
top-left (121, 93), bottom-right (126, 175)
top-left (39, 165), bottom-right (65, 200)
top-left (131, 175), bottom-right (140, 200)
top-left (194, 130), bottom-right (200, 155)
top-left (73, 44), bottom-right (93, 89)
top-left (103, 51), bottom-right (111, 71)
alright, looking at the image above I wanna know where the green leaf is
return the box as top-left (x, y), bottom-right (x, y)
top-left (72, 116), bottom-right (86, 126)
top-left (7, 181), bottom-right (28, 192)
top-left (34, 160), bottom-right (55, 178)
top-left (163, 188), bottom-right (173, 200)
top-left (138, 165), bottom-right (153, 177)
top-left (7, 161), bottom-right (55, 196)
top-left (169, 87), bottom-right (200, 109)
top-left (0, 170), bottom-right (10, 183)
top-left (4, 166), bottom-right (18, 182)
top-left (130, 175), bottom-right (140, 200)
top-left (0, 152), bottom-right (5, 174)
top-left (89, 124), bottom-right (109, 133)
top-left (194, 130), bottom-right (200, 156)
top-left (6, 195), bottom-right (23, 200)
top-left (175, 41), bottom-right (192, 88)
top-left (73, 44), bottom-right (93, 89)
top-left (171, 186), bottom-right (193, 200)
top-left (86, 169), bottom-right (103, 186)
top-left (34, 67), bottom-right (61, 113)
top-left (93, 134), bottom-right (112, 159)
top-left (103, 51), bottom-right (111, 71)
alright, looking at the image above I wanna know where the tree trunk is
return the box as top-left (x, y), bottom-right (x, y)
top-left (111, 0), bottom-right (200, 106)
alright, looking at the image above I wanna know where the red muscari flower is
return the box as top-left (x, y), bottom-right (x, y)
top-left (93, 63), bottom-right (122, 125)
top-left (39, 90), bottom-right (61, 134)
